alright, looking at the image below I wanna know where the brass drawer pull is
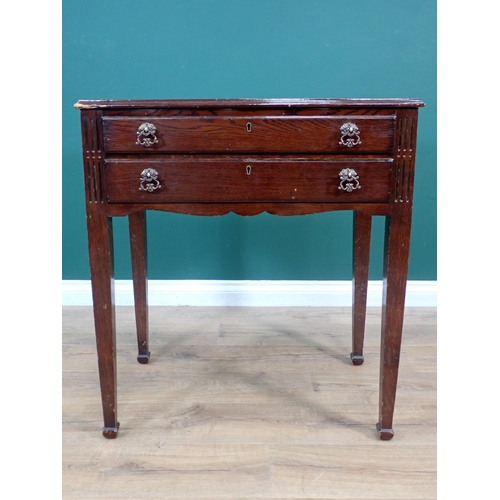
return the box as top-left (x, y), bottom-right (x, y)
top-left (139, 168), bottom-right (161, 192)
top-left (339, 122), bottom-right (361, 147)
top-left (338, 168), bottom-right (360, 192)
top-left (136, 123), bottom-right (158, 147)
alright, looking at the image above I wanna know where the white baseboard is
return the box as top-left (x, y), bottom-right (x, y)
top-left (62, 280), bottom-right (436, 307)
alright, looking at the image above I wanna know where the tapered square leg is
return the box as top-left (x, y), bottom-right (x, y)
top-left (377, 206), bottom-right (412, 440)
top-left (86, 205), bottom-right (119, 438)
top-left (351, 211), bottom-right (372, 366)
top-left (129, 211), bottom-right (150, 364)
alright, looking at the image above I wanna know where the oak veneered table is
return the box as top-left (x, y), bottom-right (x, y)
top-left (75, 98), bottom-right (424, 440)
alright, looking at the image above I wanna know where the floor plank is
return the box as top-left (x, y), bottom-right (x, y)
top-left (63, 306), bottom-right (436, 499)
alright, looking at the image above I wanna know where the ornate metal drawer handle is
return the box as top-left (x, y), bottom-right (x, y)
top-left (338, 168), bottom-right (361, 192)
top-left (139, 168), bottom-right (161, 192)
top-left (136, 123), bottom-right (158, 147)
top-left (339, 122), bottom-right (361, 147)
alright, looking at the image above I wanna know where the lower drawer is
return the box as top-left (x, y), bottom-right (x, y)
top-left (104, 158), bottom-right (392, 203)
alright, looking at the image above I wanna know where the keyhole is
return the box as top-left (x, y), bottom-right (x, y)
top-left (246, 165), bottom-right (251, 175)
top-left (246, 122), bottom-right (252, 132)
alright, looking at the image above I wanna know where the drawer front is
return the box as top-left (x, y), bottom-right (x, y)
top-left (105, 159), bottom-right (392, 203)
top-left (102, 116), bottom-right (395, 154)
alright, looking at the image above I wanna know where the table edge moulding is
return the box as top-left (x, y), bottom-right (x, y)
top-left (74, 98), bottom-right (425, 440)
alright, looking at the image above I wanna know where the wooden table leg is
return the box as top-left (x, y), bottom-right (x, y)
top-left (377, 205), bottom-right (412, 440)
top-left (351, 211), bottom-right (372, 366)
top-left (86, 205), bottom-right (119, 439)
top-left (129, 210), bottom-right (150, 364)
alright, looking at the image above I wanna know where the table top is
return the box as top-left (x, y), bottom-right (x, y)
top-left (75, 98), bottom-right (425, 110)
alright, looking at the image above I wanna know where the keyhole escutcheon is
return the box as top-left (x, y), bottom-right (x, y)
top-left (246, 165), bottom-right (252, 175)
top-left (246, 122), bottom-right (252, 132)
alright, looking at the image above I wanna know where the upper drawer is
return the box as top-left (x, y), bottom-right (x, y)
top-left (102, 115), bottom-right (395, 154)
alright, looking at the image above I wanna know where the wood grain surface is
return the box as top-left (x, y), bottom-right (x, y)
top-left (104, 158), bottom-right (392, 204)
top-left (102, 115), bottom-right (395, 154)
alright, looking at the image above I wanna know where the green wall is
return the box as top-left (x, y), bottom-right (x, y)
top-left (63, 0), bottom-right (436, 281)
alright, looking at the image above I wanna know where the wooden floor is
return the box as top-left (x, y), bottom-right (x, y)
top-left (62, 306), bottom-right (436, 499)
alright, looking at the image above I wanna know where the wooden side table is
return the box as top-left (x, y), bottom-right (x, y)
top-left (75, 98), bottom-right (424, 440)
